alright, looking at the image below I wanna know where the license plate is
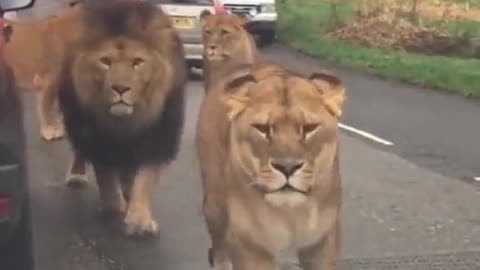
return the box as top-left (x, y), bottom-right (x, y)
top-left (170, 16), bottom-right (194, 29)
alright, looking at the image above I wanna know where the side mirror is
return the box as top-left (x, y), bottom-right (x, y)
top-left (0, 0), bottom-right (34, 12)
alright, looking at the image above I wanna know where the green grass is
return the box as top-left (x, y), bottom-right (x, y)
top-left (276, 0), bottom-right (480, 98)
top-left (428, 19), bottom-right (480, 39)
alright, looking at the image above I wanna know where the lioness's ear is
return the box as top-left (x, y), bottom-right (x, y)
top-left (221, 69), bottom-right (256, 120)
top-left (235, 15), bottom-right (249, 26)
top-left (309, 70), bottom-right (346, 118)
top-left (3, 25), bottom-right (13, 43)
top-left (69, 0), bottom-right (83, 7)
top-left (200, 10), bottom-right (212, 29)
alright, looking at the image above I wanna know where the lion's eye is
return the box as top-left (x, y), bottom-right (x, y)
top-left (302, 123), bottom-right (321, 139)
top-left (99, 57), bottom-right (111, 69)
top-left (132, 57), bottom-right (145, 68)
top-left (221, 29), bottom-right (230, 35)
top-left (205, 30), bottom-right (212, 35)
top-left (252, 124), bottom-right (272, 139)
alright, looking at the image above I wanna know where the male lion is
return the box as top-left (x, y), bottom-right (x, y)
top-left (57, 0), bottom-right (187, 236)
top-left (196, 63), bottom-right (345, 269)
top-left (199, 12), bottom-right (258, 91)
top-left (3, 1), bottom-right (84, 141)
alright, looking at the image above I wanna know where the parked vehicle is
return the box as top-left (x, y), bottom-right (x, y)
top-left (222, 0), bottom-right (277, 45)
top-left (0, 0), bottom-right (35, 269)
top-left (148, 0), bottom-right (225, 69)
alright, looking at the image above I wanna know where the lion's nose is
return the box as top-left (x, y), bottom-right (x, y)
top-left (111, 84), bottom-right (131, 94)
top-left (271, 159), bottom-right (304, 178)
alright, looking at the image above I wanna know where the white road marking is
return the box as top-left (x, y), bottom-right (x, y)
top-left (339, 123), bottom-right (394, 146)
top-left (474, 177), bottom-right (480, 182)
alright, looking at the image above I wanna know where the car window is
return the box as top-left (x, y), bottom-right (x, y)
top-left (150, 0), bottom-right (213, 5)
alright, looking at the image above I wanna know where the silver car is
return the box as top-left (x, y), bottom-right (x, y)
top-left (149, 0), bottom-right (225, 69)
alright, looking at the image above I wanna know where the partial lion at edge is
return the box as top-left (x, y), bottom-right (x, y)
top-left (3, 3), bottom-right (84, 141)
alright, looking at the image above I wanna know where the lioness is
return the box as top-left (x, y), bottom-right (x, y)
top-left (57, 0), bottom-right (187, 236)
top-left (196, 63), bottom-right (345, 269)
top-left (3, 1), bottom-right (84, 141)
top-left (200, 12), bottom-right (258, 91)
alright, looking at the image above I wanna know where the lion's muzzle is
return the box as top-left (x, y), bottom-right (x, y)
top-left (108, 83), bottom-right (135, 117)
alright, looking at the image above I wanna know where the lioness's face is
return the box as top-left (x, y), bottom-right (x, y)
top-left (223, 68), bottom-right (345, 207)
top-left (200, 14), bottom-right (251, 61)
top-left (73, 38), bottom-right (162, 119)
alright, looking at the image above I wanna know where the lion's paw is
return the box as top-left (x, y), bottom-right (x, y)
top-left (98, 203), bottom-right (126, 218)
top-left (124, 207), bottom-right (159, 237)
top-left (65, 173), bottom-right (89, 189)
top-left (41, 123), bottom-right (65, 141)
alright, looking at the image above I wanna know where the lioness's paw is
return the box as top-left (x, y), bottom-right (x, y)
top-left (41, 123), bottom-right (65, 141)
top-left (124, 207), bottom-right (159, 236)
top-left (65, 173), bottom-right (89, 189)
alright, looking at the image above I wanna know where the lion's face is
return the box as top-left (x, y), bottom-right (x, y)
top-left (200, 13), bottom-right (255, 62)
top-left (223, 66), bottom-right (346, 207)
top-left (72, 37), bottom-right (171, 128)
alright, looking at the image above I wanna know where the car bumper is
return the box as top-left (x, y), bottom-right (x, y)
top-left (183, 43), bottom-right (204, 60)
top-left (249, 12), bottom-right (277, 23)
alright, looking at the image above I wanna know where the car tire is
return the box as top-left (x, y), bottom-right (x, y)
top-left (0, 197), bottom-right (34, 270)
top-left (258, 31), bottom-right (276, 47)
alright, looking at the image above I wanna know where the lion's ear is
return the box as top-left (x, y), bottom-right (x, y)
top-left (309, 70), bottom-right (346, 118)
top-left (221, 68), bottom-right (256, 120)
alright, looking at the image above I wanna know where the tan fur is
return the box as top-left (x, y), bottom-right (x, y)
top-left (61, 1), bottom-right (187, 237)
top-left (196, 63), bottom-right (345, 269)
top-left (200, 13), bottom-right (258, 91)
top-left (4, 4), bottom-right (84, 141)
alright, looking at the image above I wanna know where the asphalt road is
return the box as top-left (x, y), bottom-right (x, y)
top-left (14, 1), bottom-right (480, 269)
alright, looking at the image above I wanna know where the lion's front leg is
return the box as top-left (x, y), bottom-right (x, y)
top-left (66, 152), bottom-right (89, 188)
top-left (124, 165), bottom-right (160, 236)
top-left (36, 74), bottom-right (64, 141)
top-left (92, 164), bottom-right (126, 217)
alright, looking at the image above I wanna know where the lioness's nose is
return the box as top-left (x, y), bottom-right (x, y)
top-left (271, 159), bottom-right (304, 178)
top-left (111, 84), bottom-right (131, 94)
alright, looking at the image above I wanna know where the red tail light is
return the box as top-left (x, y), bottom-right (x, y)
top-left (213, 0), bottom-right (226, 14)
top-left (0, 197), bottom-right (11, 220)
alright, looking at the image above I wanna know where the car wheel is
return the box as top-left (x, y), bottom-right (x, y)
top-left (258, 31), bottom-right (276, 47)
top-left (0, 197), bottom-right (34, 270)
top-left (187, 60), bottom-right (204, 81)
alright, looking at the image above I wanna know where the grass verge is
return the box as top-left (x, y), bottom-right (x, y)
top-left (276, 0), bottom-right (480, 98)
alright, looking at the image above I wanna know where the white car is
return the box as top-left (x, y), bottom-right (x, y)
top-left (222, 0), bottom-right (277, 45)
top-left (147, 0), bottom-right (225, 69)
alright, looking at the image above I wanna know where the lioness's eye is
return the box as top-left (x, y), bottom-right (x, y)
top-left (221, 29), bottom-right (230, 35)
top-left (302, 123), bottom-right (321, 139)
top-left (132, 57), bottom-right (145, 68)
top-left (252, 124), bottom-right (271, 139)
top-left (99, 57), bottom-right (111, 68)
top-left (205, 30), bottom-right (212, 35)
